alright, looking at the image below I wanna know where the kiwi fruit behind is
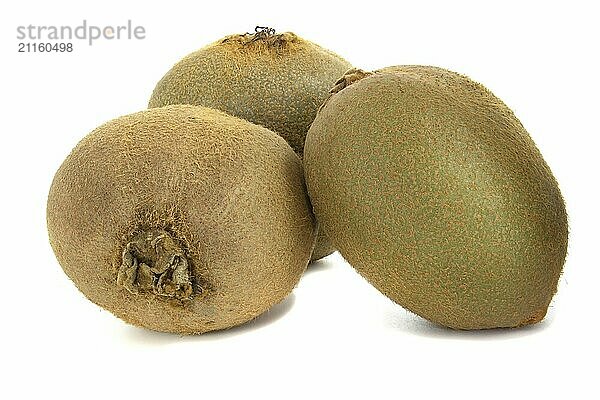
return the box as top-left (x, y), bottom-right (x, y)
top-left (149, 27), bottom-right (352, 262)
top-left (47, 105), bottom-right (316, 334)
top-left (303, 66), bottom-right (568, 330)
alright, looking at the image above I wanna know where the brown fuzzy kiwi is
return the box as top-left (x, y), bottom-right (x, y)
top-left (149, 27), bottom-right (352, 262)
top-left (47, 105), bottom-right (316, 334)
top-left (304, 66), bottom-right (568, 330)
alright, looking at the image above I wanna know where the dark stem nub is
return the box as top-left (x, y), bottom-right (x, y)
top-left (117, 229), bottom-right (194, 301)
top-left (329, 68), bottom-right (373, 95)
top-left (318, 68), bottom-right (374, 113)
top-left (251, 26), bottom-right (276, 41)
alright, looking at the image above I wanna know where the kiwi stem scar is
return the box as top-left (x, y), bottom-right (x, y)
top-left (116, 229), bottom-right (195, 301)
top-left (251, 26), bottom-right (276, 41)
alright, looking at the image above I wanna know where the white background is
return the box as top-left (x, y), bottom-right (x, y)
top-left (1, 0), bottom-right (598, 398)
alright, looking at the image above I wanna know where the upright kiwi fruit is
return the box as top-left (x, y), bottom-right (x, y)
top-left (303, 66), bottom-right (568, 330)
top-left (47, 105), bottom-right (316, 334)
top-left (149, 27), bottom-right (352, 262)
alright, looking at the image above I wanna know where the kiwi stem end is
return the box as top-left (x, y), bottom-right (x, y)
top-left (116, 229), bottom-right (195, 301)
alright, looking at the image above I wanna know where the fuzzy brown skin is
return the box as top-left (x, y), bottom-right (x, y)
top-left (304, 66), bottom-right (568, 330)
top-left (148, 30), bottom-right (351, 262)
top-left (47, 105), bottom-right (316, 334)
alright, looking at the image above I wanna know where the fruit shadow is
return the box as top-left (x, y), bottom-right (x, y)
top-left (122, 293), bottom-right (296, 344)
top-left (386, 307), bottom-right (554, 340)
top-left (303, 252), bottom-right (337, 276)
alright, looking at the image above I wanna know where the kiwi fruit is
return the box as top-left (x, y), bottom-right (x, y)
top-left (149, 27), bottom-right (352, 262)
top-left (303, 66), bottom-right (568, 330)
top-left (47, 105), bottom-right (316, 334)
